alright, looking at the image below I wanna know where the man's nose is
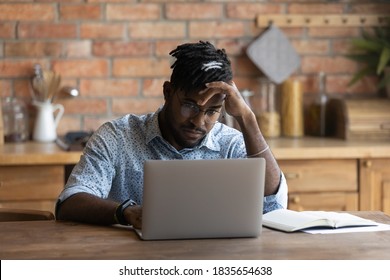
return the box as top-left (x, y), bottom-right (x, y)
top-left (189, 111), bottom-right (207, 127)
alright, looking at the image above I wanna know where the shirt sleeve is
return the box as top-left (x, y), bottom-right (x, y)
top-left (56, 122), bottom-right (118, 204)
top-left (263, 172), bottom-right (288, 214)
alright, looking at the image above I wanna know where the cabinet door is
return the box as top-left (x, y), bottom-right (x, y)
top-left (288, 192), bottom-right (358, 211)
top-left (279, 159), bottom-right (358, 192)
top-left (279, 159), bottom-right (359, 211)
top-left (360, 159), bottom-right (390, 215)
top-left (0, 165), bottom-right (64, 213)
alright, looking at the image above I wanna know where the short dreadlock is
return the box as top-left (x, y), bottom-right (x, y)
top-left (169, 41), bottom-right (232, 95)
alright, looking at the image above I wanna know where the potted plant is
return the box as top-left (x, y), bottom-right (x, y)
top-left (347, 23), bottom-right (390, 96)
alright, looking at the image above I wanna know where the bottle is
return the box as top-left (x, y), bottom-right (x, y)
top-left (306, 72), bottom-right (328, 137)
top-left (257, 77), bottom-right (280, 138)
top-left (281, 78), bottom-right (304, 137)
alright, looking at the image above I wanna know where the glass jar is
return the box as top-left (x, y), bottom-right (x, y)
top-left (1, 97), bottom-right (29, 142)
top-left (257, 77), bottom-right (280, 138)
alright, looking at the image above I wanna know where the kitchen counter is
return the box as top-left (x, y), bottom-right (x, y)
top-left (1, 137), bottom-right (390, 165)
top-left (1, 138), bottom-right (390, 214)
top-left (267, 137), bottom-right (390, 159)
top-left (0, 141), bottom-right (81, 166)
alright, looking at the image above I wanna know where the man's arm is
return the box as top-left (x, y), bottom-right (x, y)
top-left (201, 81), bottom-right (282, 196)
top-left (234, 110), bottom-right (281, 196)
top-left (56, 192), bottom-right (142, 228)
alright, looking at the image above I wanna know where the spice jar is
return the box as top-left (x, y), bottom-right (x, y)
top-left (257, 77), bottom-right (280, 138)
top-left (1, 97), bottom-right (29, 142)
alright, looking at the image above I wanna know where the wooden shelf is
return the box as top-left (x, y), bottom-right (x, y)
top-left (256, 14), bottom-right (389, 28)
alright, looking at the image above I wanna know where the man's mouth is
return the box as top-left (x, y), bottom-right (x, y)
top-left (182, 127), bottom-right (205, 139)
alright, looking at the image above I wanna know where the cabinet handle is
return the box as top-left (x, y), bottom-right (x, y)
top-left (285, 172), bottom-right (301, 179)
top-left (363, 160), bottom-right (372, 168)
top-left (380, 123), bottom-right (390, 130)
top-left (289, 196), bottom-right (300, 204)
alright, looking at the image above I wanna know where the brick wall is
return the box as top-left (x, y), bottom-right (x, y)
top-left (0, 0), bottom-right (389, 135)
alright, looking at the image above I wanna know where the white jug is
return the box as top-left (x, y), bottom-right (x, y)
top-left (33, 101), bottom-right (64, 142)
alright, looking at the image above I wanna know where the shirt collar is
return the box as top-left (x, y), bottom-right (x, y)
top-left (145, 108), bottom-right (221, 152)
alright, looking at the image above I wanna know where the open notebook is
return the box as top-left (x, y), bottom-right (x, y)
top-left (135, 158), bottom-right (266, 240)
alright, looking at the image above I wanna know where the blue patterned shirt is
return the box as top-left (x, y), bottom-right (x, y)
top-left (57, 109), bottom-right (288, 213)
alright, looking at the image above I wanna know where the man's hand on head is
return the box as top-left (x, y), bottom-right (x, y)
top-left (201, 81), bottom-right (252, 119)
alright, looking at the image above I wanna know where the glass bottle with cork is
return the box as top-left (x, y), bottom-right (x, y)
top-left (306, 72), bottom-right (328, 137)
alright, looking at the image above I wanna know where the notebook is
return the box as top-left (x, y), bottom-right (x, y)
top-left (135, 158), bottom-right (265, 240)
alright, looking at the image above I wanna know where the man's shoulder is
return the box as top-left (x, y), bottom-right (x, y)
top-left (211, 122), bottom-right (242, 137)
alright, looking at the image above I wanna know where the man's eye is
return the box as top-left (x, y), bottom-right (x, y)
top-left (206, 110), bottom-right (219, 116)
top-left (183, 103), bottom-right (198, 110)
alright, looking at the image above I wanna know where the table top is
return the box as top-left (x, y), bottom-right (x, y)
top-left (1, 211), bottom-right (390, 260)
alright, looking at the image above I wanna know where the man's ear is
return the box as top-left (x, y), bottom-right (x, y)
top-left (163, 81), bottom-right (173, 101)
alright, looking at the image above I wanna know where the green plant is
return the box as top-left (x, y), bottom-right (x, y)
top-left (347, 24), bottom-right (390, 89)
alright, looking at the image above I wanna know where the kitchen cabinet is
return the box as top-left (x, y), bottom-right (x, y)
top-left (268, 137), bottom-right (390, 215)
top-left (0, 165), bottom-right (63, 212)
top-left (279, 159), bottom-right (358, 211)
top-left (359, 158), bottom-right (390, 214)
top-left (0, 142), bottom-right (80, 213)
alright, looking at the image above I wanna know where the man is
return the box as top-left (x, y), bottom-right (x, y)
top-left (56, 41), bottom-right (288, 229)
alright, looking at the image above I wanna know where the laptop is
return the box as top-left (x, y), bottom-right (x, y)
top-left (134, 158), bottom-right (265, 240)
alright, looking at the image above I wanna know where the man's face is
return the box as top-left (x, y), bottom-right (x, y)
top-left (160, 82), bottom-right (225, 151)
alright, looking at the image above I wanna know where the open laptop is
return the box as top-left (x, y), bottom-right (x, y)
top-left (134, 158), bottom-right (265, 240)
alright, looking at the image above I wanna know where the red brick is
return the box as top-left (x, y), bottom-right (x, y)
top-left (351, 3), bottom-right (390, 14)
top-left (14, 79), bottom-right (35, 99)
top-left (288, 3), bottom-right (344, 14)
top-left (93, 41), bottom-right (152, 57)
top-left (0, 80), bottom-right (12, 98)
top-left (112, 98), bottom-right (163, 115)
top-left (129, 22), bottom-right (185, 39)
top-left (234, 56), bottom-right (261, 77)
top-left (301, 56), bottom-right (358, 74)
top-left (326, 75), bottom-right (378, 95)
top-left (332, 39), bottom-right (356, 55)
top-left (107, 4), bottom-right (161, 20)
top-left (0, 23), bottom-right (15, 39)
top-left (189, 21), bottom-right (245, 39)
top-left (166, 3), bottom-right (222, 20)
top-left (113, 58), bottom-right (171, 78)
top-left (308, 27), bottom-right (360, 38)
top-left (0, 4), bottom-right (55, 21)
top-left (57, 116), bottom-right (83, 137)
top-left (0, 60), bottom-right (45, 78)
top-left (60, 4), bottom-right (102, 21)
top-left (143, 78), bottom-right (166, 98)
top-left (5, 42), bottom-right (62, 57)
top-left (292, 39), bottom-right (329, 55)
top-left (83, 116), bottom-right (114, 132)
top-left (61, 98), bottom-right (108, 114)
top-left (52, 59), bottom-right (109, 78)
top-left (18, 23), bottom-right (77, 39)
top-left (216, 39), bottom-right (249, 56)
top-left (80, 23), bottom-right (125, 39)
top-left (80, 79), bottom-right (139, 97)
top-left (63, 41), bottom-right (92, 58)
top-left (227, 3), bottom-right (282, 19)
top-left (155, 40), bottom-right (184, 57)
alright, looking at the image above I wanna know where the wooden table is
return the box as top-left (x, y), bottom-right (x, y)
top-left (1, 211), bottom-right (390, 260)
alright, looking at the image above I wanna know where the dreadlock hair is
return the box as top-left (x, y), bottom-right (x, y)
top-left (169, 41), bottom-right (233, 95)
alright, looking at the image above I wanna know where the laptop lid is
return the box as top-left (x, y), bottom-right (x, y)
top-left (137, 158), bottom-right (265, 240)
